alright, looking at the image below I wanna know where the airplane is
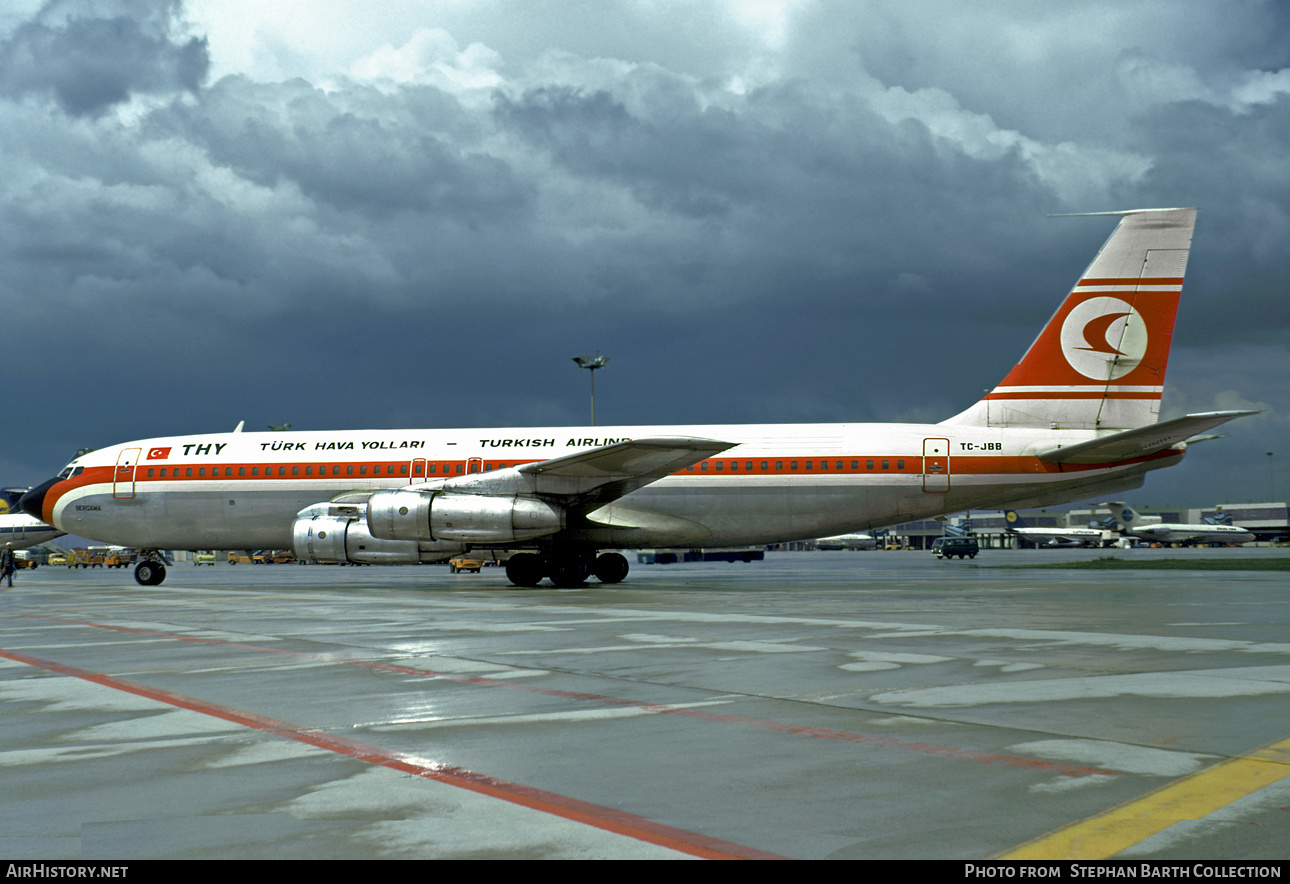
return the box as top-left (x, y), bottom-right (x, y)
top-left (1002, 510), bottom-right (1112, 548)
top-left (1101, 502), bottom-right (1256, 546)
top-left (814, 533), bottom-right (878, 550)
top-left (21, 207), bottom-right (1256, 588)
top-left (0, 488), bottom-right (65, 550)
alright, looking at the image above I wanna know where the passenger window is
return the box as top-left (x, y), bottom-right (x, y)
top-left (897, 460), bottom-right (905, 470)
top-left (747, 462), bottom-right (754, 471)
top-left (401, 465), bottom-right (409, 475)
top-left (882, 460), bottom-right (889, 470)
top-left (147, 468), bottom-right (154, 477)
top-left (186, 468), bottom-right (193, 477)
top-left (305, 467), bottom-right (313, 476)
top-left (199, 468), bottom-right (206, 477)
top-left (715, 462), bottom-right (723, 471)
top-left (776, 461), bottom-right (783, 470)
top-left (761, 461), bottom-right (768, 471)
top-left (866, 460), bottom-right (874, 470)
top-left (791, 461), bottom-right (798, 470)
top-left (292, 466), bottom-right (299, 476)
top-left (347, 465), bottom-right (353, 475)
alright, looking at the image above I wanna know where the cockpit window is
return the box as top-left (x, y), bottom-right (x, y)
top-left (56, 465), bottom-right (83, 480)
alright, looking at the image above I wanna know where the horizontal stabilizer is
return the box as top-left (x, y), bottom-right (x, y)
top-left (1037, 410), bottom-right (1258, 465)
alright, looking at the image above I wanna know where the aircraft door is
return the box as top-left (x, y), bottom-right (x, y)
top-left (114, 448), bottom-right (142, 499)
top-left (922, 438), bottom-right (949, 493)
top-left (467, 457), bottom-right (482, 474)
top-left (410, 458), bottom-right (427, 484)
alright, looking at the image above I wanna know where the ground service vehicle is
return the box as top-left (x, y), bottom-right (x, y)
top-left (932, 537), bottom-right (979, 559)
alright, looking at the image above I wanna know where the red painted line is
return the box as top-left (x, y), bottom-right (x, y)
top-left (982, 391), bottom-right (1162, 400)
top-left (14, 614), bottom-right (1116, 780)
top-left (0, 645), bottom-right (784, 860)
top-left (1076, 278), bottom-right (1183, 287)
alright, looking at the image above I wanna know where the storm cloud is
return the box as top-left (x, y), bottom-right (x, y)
top-left (0, 0), bottom-right (207, 115)
top-left (1, 0), bottom-right (1287, 506)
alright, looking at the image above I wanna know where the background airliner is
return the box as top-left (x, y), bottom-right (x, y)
top-left (1102, 502), bottom-right (1255, 546)
top-left (0, 488), bottom-right (64, 550)
top-left (23, 208), bottom-right (1254, 587)
top-left (814, 533), bottom-right (879, 550)
top-left (1001, 510), bottom-right (1111, 548)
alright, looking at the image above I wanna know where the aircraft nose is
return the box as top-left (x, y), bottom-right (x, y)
top-left (19, 478), bottom-right (59, 522)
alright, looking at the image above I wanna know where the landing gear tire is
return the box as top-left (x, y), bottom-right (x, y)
top-left (549, 556), bottom-right (591, 588)
top-left (592, 552), bottom-right (629, 584)
top-left (134, 561), bottom-right (166, 586)
top-left (505, 553), bottom-right (544, 588)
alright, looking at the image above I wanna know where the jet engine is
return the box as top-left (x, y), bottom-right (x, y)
top-left (366, 489), bottom-right (563, 544)
top-left (292, 503), bottom-right (464, 565)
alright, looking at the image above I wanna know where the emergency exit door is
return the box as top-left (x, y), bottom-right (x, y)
top-left (922, 438), bottom-right (950, 493)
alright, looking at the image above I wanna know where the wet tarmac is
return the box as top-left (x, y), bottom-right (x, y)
top-left (2, 548), bottom-right (1288, 860)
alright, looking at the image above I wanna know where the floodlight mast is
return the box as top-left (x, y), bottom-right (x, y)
top-left (572, 353), bottom-right (610, 426)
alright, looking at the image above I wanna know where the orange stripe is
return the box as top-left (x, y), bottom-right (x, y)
top-left (1076, 277), bottom-right (1183, 287)
top-left (984, 391), bottom-right (1162, 400)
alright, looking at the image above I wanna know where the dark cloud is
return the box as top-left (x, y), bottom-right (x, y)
top-left (0, 0), bottom-right (207, 116)
top-left (0, 1), bottom-right (1287, 508)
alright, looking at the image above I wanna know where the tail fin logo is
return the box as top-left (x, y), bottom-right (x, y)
top-left (1059, 297), bottom-right (1147, 381)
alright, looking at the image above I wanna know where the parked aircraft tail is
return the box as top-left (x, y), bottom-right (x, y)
top-left (0, 488), bottom-right (27, 514)
top-left (1101, 502), bottom-right (1145, 529)
top-left (1003, 510), bottom-right (1030, 530)
top-left (944, 208), bottom-right (1195, 431)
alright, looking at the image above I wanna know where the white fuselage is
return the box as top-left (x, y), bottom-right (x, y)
top-left (0, 513), bottom-right (64, 549)
top-left (36, 421), bottom-right (1183, 552)
top-left (1124, 523), bottom-right (1255, 545)
top-left (1005, 526), bottom-right (1113, 547)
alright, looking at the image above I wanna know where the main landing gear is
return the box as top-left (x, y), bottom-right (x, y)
top-left (505, 551), bottom-right (629, 588)
top-left (134, 552), bottom-right (167, 586)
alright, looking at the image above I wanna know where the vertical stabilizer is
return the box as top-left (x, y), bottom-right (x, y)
top-left (944, 208), bottom-right (1196, 430)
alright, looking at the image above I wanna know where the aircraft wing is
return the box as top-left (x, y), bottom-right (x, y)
top-left (443, 436), bottom-right (736, 511)
top-left (1037, 411), bottom-right (1258, 466)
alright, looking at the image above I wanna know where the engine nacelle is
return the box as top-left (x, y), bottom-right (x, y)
top-left (367, 489), bottom-right (563, 544)
top-left (292, 513), bottom-right (463, 565)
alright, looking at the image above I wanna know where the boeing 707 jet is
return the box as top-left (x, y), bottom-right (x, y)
top-left (22, 208), bottom-right (1253, 587)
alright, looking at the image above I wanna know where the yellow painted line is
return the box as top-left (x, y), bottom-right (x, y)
top-left (997, 736), bottom-right (1290, 860)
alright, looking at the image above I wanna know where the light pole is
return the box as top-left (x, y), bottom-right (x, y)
top-left (573, 353), bottom-right (610, 426)
top-left (1268, 452), bottom-right (1276, 502)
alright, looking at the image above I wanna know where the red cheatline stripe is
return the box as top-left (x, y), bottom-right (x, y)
top-left (0, 646), bottom-right (784, 860)
top-left (13, 614), bottom-right (1118, 780)
top-left (983, 391), bottom-right (1162, 400)
top-left (1076, 278), bottom-right (1183, 287)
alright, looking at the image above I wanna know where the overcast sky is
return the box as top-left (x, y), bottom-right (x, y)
top-left (2, 0), bottom-right (1287, 508)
